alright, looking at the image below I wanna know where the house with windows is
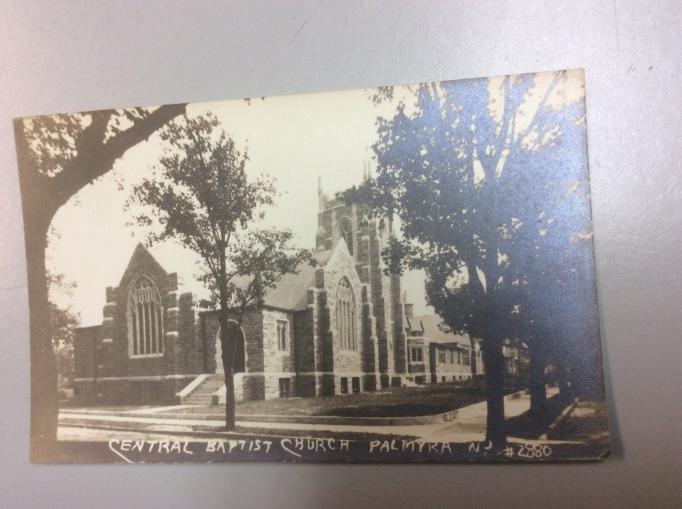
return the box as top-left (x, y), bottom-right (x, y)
top-left (403, 300), bottom-right (484, 385)
top-left (72, 178), bottom-right (409, 405)
top-left (402, 299), bottom-right (530, 385)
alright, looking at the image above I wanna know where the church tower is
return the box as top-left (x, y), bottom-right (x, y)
top-left (315, 176), bottom-right (407, 388)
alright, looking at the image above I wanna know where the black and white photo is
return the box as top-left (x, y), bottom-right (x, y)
top-left (15, 69), bottom-right (609, 463)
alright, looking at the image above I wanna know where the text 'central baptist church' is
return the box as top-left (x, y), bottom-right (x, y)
top-left (73, 180), bottom-right (487, 405)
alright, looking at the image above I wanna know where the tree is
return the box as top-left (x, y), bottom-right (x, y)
top-left (496, 89), bottom-right (594, 422)
top-left (356, 71), bottom-right (590, 445)
top-left (15, 104), bottom-right (186, 454)
top-left (129, 113), bottom-right (314, 430)
top-left (47, 272), bottom-right (80, 393)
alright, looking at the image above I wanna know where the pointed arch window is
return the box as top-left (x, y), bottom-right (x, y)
top-left (127, 277), bottom-right (164, 357)
top-left (336, 277), bottom-right (358, 351)
top-left (336, 217), bottom-right (354, 255)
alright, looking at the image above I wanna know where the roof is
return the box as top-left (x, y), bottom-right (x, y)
top-left (258, 264), bottom-right (316, 311)
top-left (118, 243), bottom-right (168, 287)
top-left (411, 314), bottom-right (472, 348)
top-left (236, 249), bottom-right (332, 312)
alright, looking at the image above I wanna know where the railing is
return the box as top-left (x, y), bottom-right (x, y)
top-left (175, 373), bottom-right (208, 402)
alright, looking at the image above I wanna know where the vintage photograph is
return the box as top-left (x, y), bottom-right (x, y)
top-left (15, 69), bottom-right (609, 463)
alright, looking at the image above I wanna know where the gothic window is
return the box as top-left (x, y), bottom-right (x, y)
top-left (336, 217), bottom-right (354, 255)
top-left (336, 277), bottom-right (357, 351)
top-left (127, 277), bottom-right (164, 357)
top-left (276, 320), bottom-right (288, 351)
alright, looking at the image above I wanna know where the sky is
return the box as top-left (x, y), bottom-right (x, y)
top-left (47, 82), bottom-right (425, 325)
top-left (46, 69), bottom-right (584, 327)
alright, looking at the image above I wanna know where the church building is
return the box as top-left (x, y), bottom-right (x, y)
top-left (72, 180), bottom-right (409, 405)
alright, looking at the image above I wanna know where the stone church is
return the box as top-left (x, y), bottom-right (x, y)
top-left (73, 181), bottom-right (409, 405)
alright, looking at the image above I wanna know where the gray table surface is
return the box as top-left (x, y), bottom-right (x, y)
top-left (1, 1), bottom-right (680, 507)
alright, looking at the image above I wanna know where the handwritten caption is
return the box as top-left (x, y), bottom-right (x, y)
top-left (107, 438), bottom-right (553, 463)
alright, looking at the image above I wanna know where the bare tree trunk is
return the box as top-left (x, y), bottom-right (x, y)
top-left (528, 339), bottom-right (548, 427)
top-left (14, 106), bottom-right (186, 458)
top-left (469, 336), bottom-right (478, 376)
top-left (482, 338), bottom-right (506, 446)
top-left (16, 127), bottom-right (60, 458)
top-left (556, 358), bottom-right (572, 399)
top-left (224, 364), bottom-right (236, 430)
top-left (23, 206), bottom-right (59, 459)
top-left (221, 322), bottom-right (237, 431)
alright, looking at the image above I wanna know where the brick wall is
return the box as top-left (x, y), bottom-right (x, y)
top-left (72, 245), bottom-right (204, 405)
top-left (73, 375), bottom-right (195, 405)
top-left (73, 325), bottom-right (101, 379)
top-left (95, 245), bottom-right (203, 379)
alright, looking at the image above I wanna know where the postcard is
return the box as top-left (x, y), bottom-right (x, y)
top-left (15, 69), bottom-right (608, 463)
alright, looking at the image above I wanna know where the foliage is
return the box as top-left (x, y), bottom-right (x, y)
top-left (128, 113), bottom-right (315, 429)
top-left (354, 73), bottom-right (592, 347)
top-left (46, 272), bottom-right (79, 390)
top-left (128, 113), bottom-right (315, 316)
top-left (349, 72), bottom-right (593, 441)
top-left (15, 101), bottom-right (186, 450)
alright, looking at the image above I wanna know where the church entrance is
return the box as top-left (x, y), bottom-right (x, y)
top-left (214, 322), bottom-right (246, 374)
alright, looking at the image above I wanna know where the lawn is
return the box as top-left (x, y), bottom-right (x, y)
top-left (239, 383), bottom-right (487, 417)
top-left (63, 380), bottom-right (526, 420)
top-left (177, 380), bottom-right (522, 418)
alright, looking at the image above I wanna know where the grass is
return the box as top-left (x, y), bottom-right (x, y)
top-left (174, 379), bottom-right (523, 418)
top-left (238, 383), bottom-right (487, 418)
top-left (62, 378), bottom-right (528, 420)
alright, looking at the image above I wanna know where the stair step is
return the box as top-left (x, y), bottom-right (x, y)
top-left (179, 374), bottom-right (226, 406)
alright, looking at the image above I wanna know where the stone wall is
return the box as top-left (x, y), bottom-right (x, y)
top-left (73, 325), bottom-right (101, 381)
top-left (293, 301), bottom-right (316, 397)
top-left (318, 243), bottom-right (367, 395)
top-left (261, 308), bottom-right (296, 398)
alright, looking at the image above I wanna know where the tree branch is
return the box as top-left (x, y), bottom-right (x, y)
top-left (50, 103), bottom-right (187, 208)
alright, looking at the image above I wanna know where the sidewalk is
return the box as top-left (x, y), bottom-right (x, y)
top-left (59, 386), bottom-right (562, 443)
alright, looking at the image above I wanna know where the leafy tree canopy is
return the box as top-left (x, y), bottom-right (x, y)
top-left (346, 72), bottom-right (593, 353)
top-left (128, 113), bottom-right (315, 315)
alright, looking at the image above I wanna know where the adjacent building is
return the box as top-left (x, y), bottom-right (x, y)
top-left (402, 300), bottom-right (528, 385)
top-left (403, 303), bottom-right (484, 385)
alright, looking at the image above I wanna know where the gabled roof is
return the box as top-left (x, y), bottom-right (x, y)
top-left (411, 314), bottom-right (472, 348)
top-left (235, 249), bottom-right (333, 312)
top-left (258, 263), bottom-right (317, 311)
top-left (117, 243), bottom-right (168, 288)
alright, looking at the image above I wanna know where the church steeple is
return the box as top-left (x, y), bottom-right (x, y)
top-left (317, 175), bottom-right (327, 211)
